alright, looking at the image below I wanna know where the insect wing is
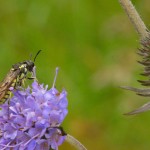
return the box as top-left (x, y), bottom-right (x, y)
top-left (0, 69), bottom-right (20, 100)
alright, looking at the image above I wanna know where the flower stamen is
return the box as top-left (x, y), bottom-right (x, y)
top-left (52, 67), bottom-right (59, 88)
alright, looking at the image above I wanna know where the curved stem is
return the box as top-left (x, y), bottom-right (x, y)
top-left (66, 134), bottom-right (87, 150)
top-left (119, 0), bottom-right (149, 40)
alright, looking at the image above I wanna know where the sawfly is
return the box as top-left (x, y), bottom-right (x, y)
top-left (0, 50), bottom-right (41, 104)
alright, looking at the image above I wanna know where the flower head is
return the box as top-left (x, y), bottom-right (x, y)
top-left (0, 68), bottom-right (68, 150)
top-left (122, 34), bottom-right (150, 115)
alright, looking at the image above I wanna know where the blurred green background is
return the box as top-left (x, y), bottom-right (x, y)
top-left (0, 0), bottom-right (150, 149)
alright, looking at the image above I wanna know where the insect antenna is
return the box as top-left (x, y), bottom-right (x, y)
top-left (34, 50), bottom-right (42, 62)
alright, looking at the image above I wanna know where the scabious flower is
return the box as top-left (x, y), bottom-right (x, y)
top-left (0, 68), bottom-right (68, 150)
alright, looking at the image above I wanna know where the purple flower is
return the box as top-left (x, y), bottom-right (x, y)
top-left (0, 69), bottom-right (68, 150)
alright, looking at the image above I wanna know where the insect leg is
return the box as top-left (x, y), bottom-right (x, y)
top-left (27, 77), bottom-right (35, 80)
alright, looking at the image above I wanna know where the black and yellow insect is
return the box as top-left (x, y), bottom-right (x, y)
top-left (0, 50), bottom-right (41, 104)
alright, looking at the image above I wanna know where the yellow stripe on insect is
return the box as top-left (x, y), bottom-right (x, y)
top-left (24, 68), bottom-right (27, 73)
top-left (11, 79), bottom-right (17, 87)
top-left (4, 94), bottom-right (9, 99)
top-left (20, 73), bottom-right (25, 79)
top-left (16, 77), bottom-right (19, 82)
top-left (0, 89), bottom-right (11, 104)
top-left (0, 99), bottom-right (6, 104)
top-left (19, 64), bottom-right (25, 69)
top-left (7, 91), bottom-right (11, 95)
top-left (21, 78), bottom-right (25, 86)
top-left (4, 93), bottom-right (9, 99)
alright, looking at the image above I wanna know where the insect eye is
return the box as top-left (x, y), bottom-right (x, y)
top-left (28, 62), bottom-right (34, 72)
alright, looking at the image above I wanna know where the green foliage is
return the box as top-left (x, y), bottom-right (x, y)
top-left (0, 0), bottom-right (149, 149)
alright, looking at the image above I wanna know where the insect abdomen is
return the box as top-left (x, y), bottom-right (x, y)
top-left (2, 91), bottom-right (11, 103)
top-left (0, 78), bottom-right (17, 104)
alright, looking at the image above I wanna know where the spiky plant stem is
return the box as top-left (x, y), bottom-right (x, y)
top-left (119, 0), bottom-right (150, 115)
top-left (119, 0), bottom-right (150, 86)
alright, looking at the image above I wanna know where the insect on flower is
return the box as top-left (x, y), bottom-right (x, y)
top-left (0, 67), bottom-right (68, 150)
top-left (0, 50), bottom-right (41, 104)
top-left (0, 67), bottom-right (87, 150)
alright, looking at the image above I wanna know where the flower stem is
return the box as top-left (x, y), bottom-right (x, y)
top-left (119, 0), bottom-right (149, 40)
top-left (66, 134), bottom-right (87, 150)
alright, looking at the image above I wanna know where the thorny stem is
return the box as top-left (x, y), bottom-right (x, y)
top-left (119, 0), bottom-right (149, 40)
top-left (66, 134), bottom-right (87, 150)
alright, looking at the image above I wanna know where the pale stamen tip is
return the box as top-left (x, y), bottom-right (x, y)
top-left (52, 67), bottom-right (59, 88)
